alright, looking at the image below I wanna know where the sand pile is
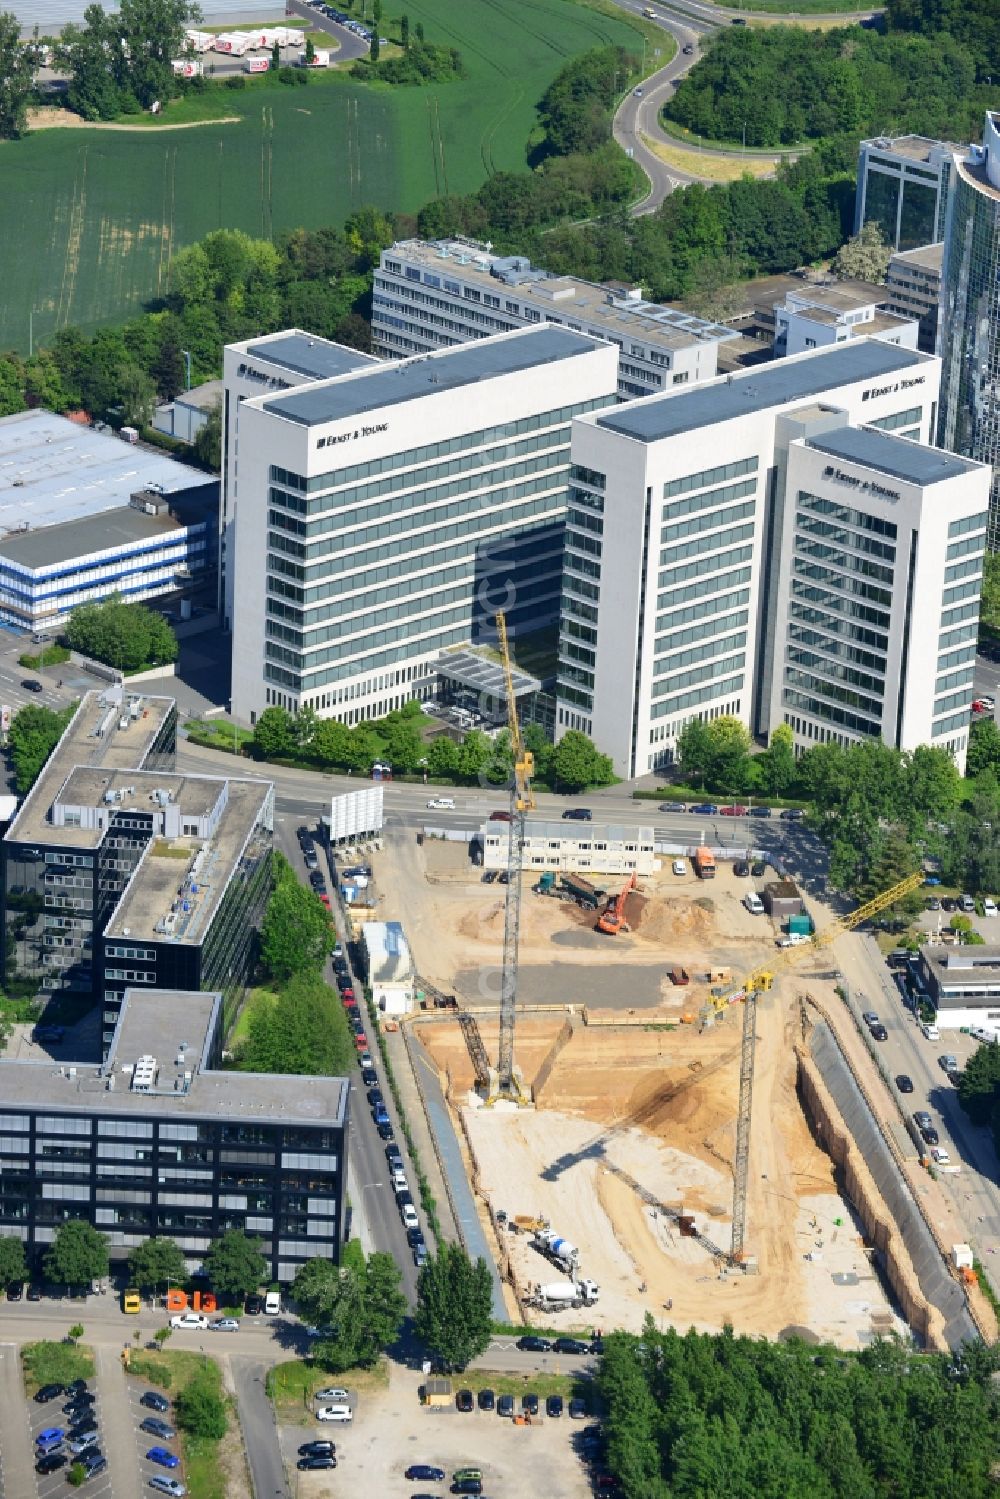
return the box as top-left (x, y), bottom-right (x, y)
top-left (632, 895), bottom-right (715, 947)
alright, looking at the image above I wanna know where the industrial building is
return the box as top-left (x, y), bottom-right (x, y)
top-left (152, 379), bottom-right (223, 445)
top-left (0, 410), bottom-right (217, 632)
top-left (918, 946), bottom-right (1000, 1030)
top-left (220, 330), bottom-right (379, 631)
top-left (558, 338), bottom-right (988, 778)
top-left (884, 242), bottom-right (943, 355)
top-left (774, 283), bottom-right (919, 359)
top-left (938, 113), bottom-right (1000, 549)
top-left (371, 238), bottom-right (736, 398)
top-left (0, 986), bottom-right (347, 1282)
top-left (1, 689), bottom-right (273, 1053)
top-left (227, 324), bottom-right (619, 727)
top-left (854, 134), bottom-right (961, 251)
top-left (361, 920), bottom-right (414, 1015)
top-left (483, 819), bottom-right (657, 877)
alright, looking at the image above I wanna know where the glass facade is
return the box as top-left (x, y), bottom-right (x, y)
top-left (938, 164), bottom-right (1000, 549)
top-left (856, 144), bottom-right (952, 252)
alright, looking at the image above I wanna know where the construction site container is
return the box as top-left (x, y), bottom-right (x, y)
top-left (788, 912), bottom-right (814, 936)
top-left (762, 879), bottom-right (802, 919)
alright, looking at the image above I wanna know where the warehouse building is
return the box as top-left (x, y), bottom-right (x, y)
top-left (1, 689), bottom-right (272, 1054)
top-left (0, 986), bottom-right (347, 1282)
top-left (558, 338), bottom-right (989, 778)
top-left (372, 238), bottom-right (735, 398)
top-left (0, 410), bottom-right (218, 633)
top-left (918, 946), bottom-right (1000, 1030)
top-left (228, 324), bottom-right (619, 726)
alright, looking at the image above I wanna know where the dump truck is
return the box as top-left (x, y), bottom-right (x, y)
top-left (533, 1229), bottom-right (579, 1272)
top-left (531, 1279), bottom-right (599, 1310)
top-left (559, 874), bottom-right (605, 909)
top-left (692, 847), bottom-right (716, 879)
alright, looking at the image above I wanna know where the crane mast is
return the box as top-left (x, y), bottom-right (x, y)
top-left (493, 611), bottom-right (534, 1103)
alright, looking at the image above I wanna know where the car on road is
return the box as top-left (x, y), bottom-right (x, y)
top-left (149, 1479), bottom-right (188, 1498)
top-left (309, 871), bottom-right (326, 889)
top-left (780, 808), bottom-right (805, 820)
top-left (930, 1146), bottom-right (951, 1164)
top-left (426, 797), bottom-right (456, 810)
top-left (517, 1335), bottom-right (552, 1352)
top-left (35, 1383), bottom-right (65, 1403)
top-left (920, 1125), bottom-right (940, 1146)
top-left (405, 1466), bottom-right (446, 1482)
top-left (720, 805), bottom-right (747, 817)
top-left (478, 1388), bottom-right (495, 1410)
top-left (298, 1455), bottom-right (337, 1470)
top-left (147, 1446), bottom-right (180, 1468)
top-left (634, 85), bottom-right (643, 95)
top-left (35, 1452), bottom-right (67, 1474)
top-left (862, 1011), bottom-right (879, 1026)
top-left (21, 678), bottom-right (43, 693)
top-left (170, 1312), bottom-right (209, 1329)
top-left (660, 802), bottom-right (686, 813)
top-left (940, 1053), bottom-right (958, 1073)
top-left (683, 42), bottom-right (694, 52)
top-left (315, 1386), bottom-right (350, 1401)
top-left (690, 803), bottom-right (718, 815)
top-left (456, 1388), bottom-right (475, 1412)
top-left (562, 808), bottom-right (593, 821)
top-left (413, 1243), bottom-right (429, 1267)
top-left (896, 1074), bottom-right (914, 1093)
top-left (672, 859), bottom-right (686, 876)
top-left (140, 1417), bottom-right (175, 1439)
top-left (140, 1390), bottom-right (170, 1412)
top-left (547, 1394), bottom-right (564, 1418)
top-left (498, 1394), bottom-right (515, 1417)
top-left (367, 1087), bottom-right (384, 1107)
top-left (870, 1023), bottom-right (888, 1041)
top-left (913, 1109), bottom-right (932, 1128)
top-left (553, 1336), bottom-right (590, 1354)
top-left (211, 1317), bottom-right (240, 1332)
top-left (244, 1295), bottom-right (264, 1315)
top-left (377, 1121), bottom-right (394, 1140)
top-left (749, 806), bottom-right (772, 818)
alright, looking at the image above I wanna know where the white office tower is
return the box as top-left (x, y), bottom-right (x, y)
top-left (229, 326), bottom-right (618, 725)
top-left (557, 339), bottom-right (987, 778)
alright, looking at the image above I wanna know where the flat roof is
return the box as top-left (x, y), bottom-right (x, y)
top-left (362, 921), bottom-right (413, 983)
top-left (0, 410), bottom-right (209, 534)
top-left (922, 946), bottom-right (1000, 985)
top-left (434, 649), bottom-right (541, 698)
top-left (104, 779), bottom-right (271, 946)
top-left (889, 242), bottom-right (944, 272)
top-left (8, 690), bottom-right (176, 848)
top-left (594, 340), bottom-right (931, 445)
top-left (806, 425), bottom-right (985, 486)
top-left (861, 134), bottom-right (962, 163)
top-left (0, 504), bottom-right (185, 571)
top-left (0, 988), bottom-right (349, 1125)
top-left (485, 820), bottom-right (655, 843)
top-left (244, 331), bottom-right (377, 382)
top-left (260, 327), bottom-right (601, 428)
top-left (386, 239), bottom-right (736, 351)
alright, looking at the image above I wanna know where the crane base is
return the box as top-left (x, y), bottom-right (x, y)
top-left (483, 1065), bottom-right (531, 1107)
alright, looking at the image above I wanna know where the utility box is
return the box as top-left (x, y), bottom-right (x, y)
top-left (762, 879), bottom-right (803, 921)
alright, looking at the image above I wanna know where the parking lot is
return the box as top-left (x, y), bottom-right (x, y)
top-left (26, 1371), bottom-right (110, 1499)
top-left (125, 1374), bottom-right (185, 1496)
top-left (278, 1364), bottom-right (596, 1499)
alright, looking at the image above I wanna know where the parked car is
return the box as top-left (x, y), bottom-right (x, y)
top-left (405, 1466), bottom-right (446, 1482)
top-left (140, 1417), bottom-right (175, 1440)
top-left (69, 1430), bottom-right (100, 1454)
top-left (211, 1318), bottom-right (240, 1332)
top-left (298, 1456), bottom-right (337, 1471)
top-left (569, 1397), bottom-right (588, 1419)
top-left (690, 803), bottom-right (718, 815)
top-left (553, 1337), bottom-right (590, 1354)
top-left (920, 1125), bottom-right (940, 1146)
top-left (149, 1480), bottom-right (188, 1498)
top-left (733, 861), bottom-right (750, 877)
top-left (497, 1394), bottom-right (515, 1417)
top-left (456, 1389), bottom-right (475, 1412)
top-left (749, 806), bottom-right (772, 818)
top-left (79, 1452), bottom-right (107, 1480)
top-left (660, 802), bottom-right (686, 813)
top-left (521, 1392), bottom-right (539, 1415)
top-left (31, 1024), bottom-right (64, 1043)
top-left (940, 1053), bottom-right (958, 1073)
top-left (314, 1387), bottom-right (350, 1402)
top-left (672, 859), bottom-right (686, 876)
top-left (517, 1335), bottom-right (552, 1352)
top-left (140, 1391), bottom-right (170, 1412)
top-left (147, 1446), bottom-right (180, 1469)
top-left (34, 1383), bottom-right (65, 1404)
top-left (930, 1146), bottom-right (951, 1164)
top-left (751, 860), bottom-right (766, 877)
top-left (720, 805), bottom-right (747, 817)
top-left (298, 1441), bottom-right (336, 1458)
top-left (547, 1394), bottom-right (564, 1418)
top-left (35, 1427), bottom-right (65, 1447)
top-left (984, 897), bottom-right (998, 917)
top-left (562, 808), bottom-right (592, 821)
top-left (926, 896), bottom-right (941, 910)
top-left (244, 1295), bottom-right (263, 1315)
top-left (169, 1312), bottom-right (209, 1329)
top-left (477, 1388), bottom-right (495, 1410)
top-left (36, 1452), bottom-right (68, 1475)
top-left (780, 808), bottom-right (805, 820)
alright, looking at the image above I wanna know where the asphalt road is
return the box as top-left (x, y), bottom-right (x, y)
top-left (284, 0), bottom-right (371, 62)
top-left (231, 1357), bottom-right (287, 1499)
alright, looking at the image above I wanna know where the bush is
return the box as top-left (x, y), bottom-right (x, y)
top-left (175, 1368), bottom-right (227, 1440)
top-left (22, 1340), bottom-right (94, 1393)
top-left (224, 74), bottom-right (246, 89)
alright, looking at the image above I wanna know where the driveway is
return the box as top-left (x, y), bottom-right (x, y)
top-left (231, 1357), bottom-right (286, 1499)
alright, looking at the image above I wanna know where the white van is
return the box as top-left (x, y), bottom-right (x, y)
top-left (316, 1404), bottom-right (352, 1423)
top-left (743, 892), bottom-right (764, 916)
top-left (264, 1290), bottom-right (281, 1315)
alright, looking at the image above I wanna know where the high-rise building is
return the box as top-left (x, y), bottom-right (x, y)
top-left (0, 986), bottom-right (347, 1283)
top-left (855, 135), bottom-right (960, 251)
top-left (885, 242), bottom-right (943, 355)
top-left (227, 325), bottom-right (619, 726)
top-left (1, 689), bottom-right (273, 1053)
top-left (557, 339), bottom-right (987, 777)
top-left (371, 238), bottom-right (735, 399)
top-left (938, 113), bottom-right (1000, 549)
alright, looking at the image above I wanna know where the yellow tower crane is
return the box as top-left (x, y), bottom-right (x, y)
top-left (722, 868), bottom-right (924, 1264)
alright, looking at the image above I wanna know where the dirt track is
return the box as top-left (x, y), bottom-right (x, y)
top-left (26, 108), bottom-right (242, 131)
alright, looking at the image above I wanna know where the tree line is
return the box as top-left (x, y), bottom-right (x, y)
top-left (599, 1322), bottom-right (1000, 1499)
top-left (666, 25), bottom-right (988, 148)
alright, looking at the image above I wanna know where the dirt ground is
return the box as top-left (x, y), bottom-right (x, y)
top-left (421, 1000), bottom-right (908, 1348)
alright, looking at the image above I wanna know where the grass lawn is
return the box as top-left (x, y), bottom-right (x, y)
top-left (22, 1340), bottom-right (95, 1395)
top-left (227, 984), bottom-right (277, 1050)
top-left (452, 1367), bottom-right (595, 1403)
top-left (184, 719), bottom-right (254, 753)
top-left (0, 0), bottom-right (642, 352)
top-left (266, 1357), bottom-right (389, 1424)
top-left (640, 131), bottom-right (779, 182)
top-left (128, 1351), bottom-right (235, 1499)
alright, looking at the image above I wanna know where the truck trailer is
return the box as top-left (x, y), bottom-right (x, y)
top-left (693, 847), bottom-right (716, 879)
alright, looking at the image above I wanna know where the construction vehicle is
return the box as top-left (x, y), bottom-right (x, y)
top-left (535, 872), bottom-right (607, 908)
top-left (510, 1214), bottom-right (549, 1234)
top-left (489, 611), bottom-right (534, 1103)
top-left (597, 872), bottom-right (637, 935)
top-left (531, 1279), bottom-right (599, 1310)
top-left (719, 869), bottom-right (924, 1266)
top-left (693, 847), bottom-right (716, 879)
top-left (532, 1229), bottom-right (579, 1273)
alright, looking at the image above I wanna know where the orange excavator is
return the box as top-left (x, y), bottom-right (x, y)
top-left (596, 872), bottom-right (637, 935)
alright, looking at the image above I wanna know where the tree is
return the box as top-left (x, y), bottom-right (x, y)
top-left (904, 744), bottom-right (961, 832)
top-left (202, 1230), bottom-right (267, 1302)
top-left (176, 1366), bottom-right (227, 1439)
top-left (7, 702), bottom-right (75, 794)
top-left (414, 1244), bottom-right (492, 1370)
top-left (550, 730), bottom-right (615, 793)
top-left (193, 398), bottom-right (221, 471)
top-left (400, 12), bottom-right (409, 48)
top-left (271, 39), bottom-right (279, 69)
top-left (415, 19), bottom-right (424, 41)
top-left (0, 1236), bottom-right (27, 1287)
top-left (60, 5), bottom-right (124, 121)
top-left (252, 706), bottom-right (295, 760)
top-left (677, 718), bottom-right (713, 788)
top-left (260, 872), bottom-right (334, 981)
top-left (370, 31), bottom-right (380, 62)
top-left (45, 1220), bottom-right (109, 1287)
top-left (305, 35), bottom-right (315, 65)
top-left (832, 221), bottom-right (891, 284)
top-left (958, 1040), bottom-right (1000, 1125)
top-left (128, 1236), bottom-right (186, 1293)
top-left (65, 595), bottom-right (177, 672)
top-left (981, 551), bottom-right (1000, 635)
top-left (967, 717), bottom-right (1000, 779)
top-left (373, 0), bottom-right (382, 27)
top-left (425, 733), bottom-right (460, 779)
top-left (117, 0), bottom-right (204, 109)
top-left (238, 970), bottom-right (355, 1076)
top-left (756, 723), bottom-right (797, 799)
top-left (0, 12), bottom-right (37, 139)
top-left (292, 1248), bottom-right (405, 1371)
top-left (67, 1323), bottom-right (84, 1343)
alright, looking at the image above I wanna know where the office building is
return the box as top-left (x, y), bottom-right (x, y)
top-left (774, 283), bottom-right (919, 358)
top-left (884, 241), bottom-right (943, 355)
top-left (938, 113), bottom-right (1000, 549)
top-left (372, 238), bottom-right (735, 399)
top-left (0, 410), bottom-right (217, 633)
top-left (0, 986), bottom-right (347, 1282)
top-left (855, 135), bottom-right (960, 251)
top-left (483, 820), bottom-right (657, 877)
top-left (918, 946), bottom-right (1000, 1030)
top-left (220, 331), bottom-right (378, 631)
top-left (229, 325), bottom-right (619, 726)
top-left (556, 338), bottom-right (982, 778)
top-left (765, 423), bottom-right (988, 767)
top-left (2, 689), bottom-right (272, 1052)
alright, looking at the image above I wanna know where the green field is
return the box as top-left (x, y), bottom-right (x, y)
top-left (0, 0), bottom-right (642, 352)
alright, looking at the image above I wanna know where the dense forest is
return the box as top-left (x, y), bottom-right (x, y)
top-left (886, 0), bottom-right (1000, 77)
top-left (665, 26), bottom-right (989, 147)
top-left (599, 1324), bottom-right (1000, 1499)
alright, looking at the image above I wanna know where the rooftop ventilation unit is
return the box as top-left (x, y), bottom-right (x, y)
top-left (131, 1055), bottom-right (157, 1091)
